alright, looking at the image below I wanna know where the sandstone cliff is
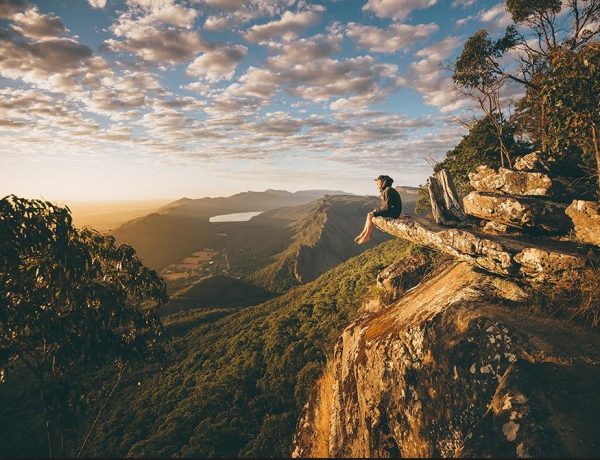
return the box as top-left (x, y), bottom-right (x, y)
top-left (292, 156), bottom-right (600, 458)
top-left (292, 259), bottom-right (600, 458)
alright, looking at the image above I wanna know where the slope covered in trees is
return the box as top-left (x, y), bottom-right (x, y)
top-left (0, 234), bottom-right (426, 457)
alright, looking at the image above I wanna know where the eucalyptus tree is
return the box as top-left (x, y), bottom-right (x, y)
top-left (453, 0), bottom-right (600, 189)
top-left (0, 195), bottom-right (167, 457)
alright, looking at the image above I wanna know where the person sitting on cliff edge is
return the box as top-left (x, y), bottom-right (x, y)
top-left (355, 174), bottom-right (402, 245)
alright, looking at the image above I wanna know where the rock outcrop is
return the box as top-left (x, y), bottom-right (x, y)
top-left (292, 158), bottom-right (599, 459)
top-left (375, 251), bottom-right (432, 303)
top-left (513, 150), bottom-right (556, 173)
top-left (462, 192), bottom-right (571, 233)
top-left (469, 165), bottom-right (554, 197)
top-left (463, 152), bottom-right (596, 235)
top-left (292, 261), bottom-right (600, 458)
top-left (566, 200), bottom-right (600, 247)
top-left (372, 215), bottom-right (592, 283)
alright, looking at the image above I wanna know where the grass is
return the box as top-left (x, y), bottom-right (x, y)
top-left (524, 261), bottom-right (600, 327)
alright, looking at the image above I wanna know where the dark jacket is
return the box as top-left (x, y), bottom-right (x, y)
top-left (372, 186), bottom-right (402, 218)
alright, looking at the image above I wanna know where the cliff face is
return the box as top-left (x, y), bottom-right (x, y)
top-left (292, 260), bottom-right (600, 458)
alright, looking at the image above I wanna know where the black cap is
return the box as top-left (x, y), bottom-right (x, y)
top-left (374, 175), bottom-right (393, 184)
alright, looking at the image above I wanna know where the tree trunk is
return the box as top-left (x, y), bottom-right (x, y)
top-left (541, 96), bottom-right (547, 154)
top-left (592, 124), bottom-right (600, 197)
top-left (428, 176), bottom-right (447, 225)
top-left (77, 364), bottom-right (126, 458)
top-left (427, 170), bottom-right (465, 226)
top-left (39, 386), bottom-right (54, 458)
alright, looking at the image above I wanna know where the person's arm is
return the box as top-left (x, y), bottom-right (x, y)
top-left (372, 188), bottom-right (390, 217)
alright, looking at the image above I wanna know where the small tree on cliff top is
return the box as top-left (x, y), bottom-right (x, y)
top-left (452, 0), bottom-right (599, 191)
top-left (0, 195), bottom-right (167, 457)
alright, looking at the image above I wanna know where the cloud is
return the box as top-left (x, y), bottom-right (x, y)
top-left (346, 22), bottom-right (438, 53)
top-left (105, 0), bottom-right (205, 64)
top-left (362, 0), bottom-right (437, 20)
top-left (87, 0), bottom-right (107, 8)
top-left (203, 14), bottom-right (237, 30)
top-left (455, 15), bottom-right (474, 26)
top-left (106, 26), bottom-right (207, 64)
top-left (211, 32), bottom-right (400, 115)
top-left (186, 45), bottom-right (248, 81)
top-left (452, 0), bottom-right (476, 7)
top-left (265, 32), bottom-right (342, 68)
top-left (200, 0), bottom-right (306, 30)
top-left (407, 36), bottom-right (470, 112)
top-left (243, 9), bottom-right (323, 42)
top-left (10, 6), bottom-right (66, 39)
top-left (479, 3), bottom-right (512, 29)
top-left (0, 33), bottom-right (94, 92)
top-left (0, 88), bottom-right (99, 137)
top-left (0, 0), bottom-right (27, 18)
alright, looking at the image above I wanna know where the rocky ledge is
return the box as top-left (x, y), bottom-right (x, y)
top-left (371, 215), bottom-right (594, 283)
top-left (566, 200), bottom-right (600, 247)
top-left (463, 191), bottom-right (571, 233)
top-left (292, 261), bottom-right (600, 458)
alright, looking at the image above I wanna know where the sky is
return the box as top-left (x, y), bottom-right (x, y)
top-left (0, 0), bottom-right (516, 201)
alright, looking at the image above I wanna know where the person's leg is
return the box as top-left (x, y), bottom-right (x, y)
top-left (356, 214), bottom-right (374, 244)
top-left (354, 214), bottom-right (370, 242)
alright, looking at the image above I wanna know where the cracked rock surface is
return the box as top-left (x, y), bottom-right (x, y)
top-left (566, 200), bottom-right (600, 247)
top-left (371, 216), bottom-right (591, 283)
top-left (462, 191), bottom-right (572, 233)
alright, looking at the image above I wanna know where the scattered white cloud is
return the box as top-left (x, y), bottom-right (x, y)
top-left (87, 0), bottom-right (108, 8)
top-left (346, 22), bottom-right (438, 53)
top-left (455, 15), bottom-right (474, 26)
top-left (362, 0), bottom-right (437, 20)
top-left (479, 3), bottom-right (512, 29)
top-left (104, 0), bottom-right (204, 64)
top-left (105, 26), bottom-right (207, 64)
top-left (452, 0), bottom-right (476, 8)
top-left (243, 8), bottom-right (324, 42)
top-left (187, 45), bottom-right (248, 81)
top-left (1, 0), bottom-right (479, 193)
top-left (10, 6), bottom-right (66, 39)
top-left (407, 36), bottom-right (471, 112)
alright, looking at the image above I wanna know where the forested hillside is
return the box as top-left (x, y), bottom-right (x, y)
top-left (0, 235), bottom-right (428, 457)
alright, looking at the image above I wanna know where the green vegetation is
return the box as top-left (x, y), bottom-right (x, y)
top-left (163, 275), bottom-right (275, 316)
top-left (418, 1), bottom-right (599, 213)
top-left (250, 195), bottom-right (388, 292)
top-left (0, 232), bottom-right (421, 457)
top-left (0, 195), bottom-right (166, 457)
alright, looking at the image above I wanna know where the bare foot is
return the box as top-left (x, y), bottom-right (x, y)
top-left (354, 234), bottom-right (364, 243)
top-left (356, 235), bottom-right (371, 245)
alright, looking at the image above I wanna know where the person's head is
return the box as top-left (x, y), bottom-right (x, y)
top-left (374, 174), bottom-right (393, 190)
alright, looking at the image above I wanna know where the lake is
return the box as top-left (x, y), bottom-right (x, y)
top-left (209, 211), bottom-right (263, 222)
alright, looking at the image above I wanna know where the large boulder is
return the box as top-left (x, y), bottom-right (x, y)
top-left (565, 200), bottom-right (600, 247)
top-left (371, 216), bottom-right (590, 283)
top-left (513, 151), bottom-right (558, 173)
top-left (513, 150), bottom-right (590, 182)
top-left (469, 165), bottom-right (553, 197)
top-left (462, 191), bottom-right (571, 233)
top-left (376, 251), bottom-right (431, 300)
top-left (292, 261), bottom-right (600, 458)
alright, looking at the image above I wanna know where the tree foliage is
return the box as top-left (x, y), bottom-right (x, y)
top-left (447, 0), bottom-right (600, 197)
top-left (0, 195), bottom-right (167, 456)
top-left (0, 236), bottom-right (422, 458)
